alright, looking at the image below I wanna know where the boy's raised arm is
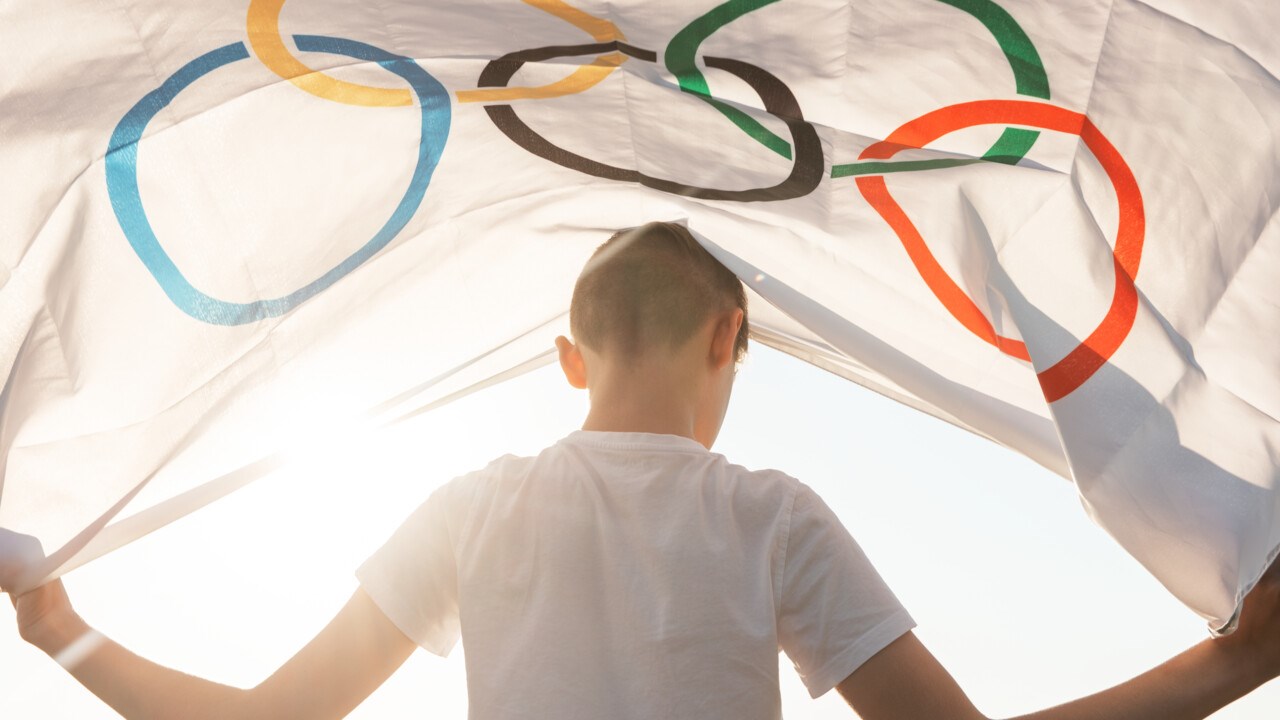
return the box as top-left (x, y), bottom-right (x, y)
top-left (12, 578), bottom-right (417, 720)
top-left (837, 559), bottom-right (1280, 720)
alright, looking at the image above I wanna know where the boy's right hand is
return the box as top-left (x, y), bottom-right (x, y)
top-left (11, 582), bottom-right (415, 720)
top-left (11, 578), bottom-right (88, 655)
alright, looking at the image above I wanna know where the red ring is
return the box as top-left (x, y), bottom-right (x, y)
top-left (856, 100), bottom-right (1145, 403)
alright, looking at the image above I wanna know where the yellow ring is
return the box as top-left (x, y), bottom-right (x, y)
top-left (456, 0), bottom-right (628, 103)
top-left (247, 0), bottom-right (413, 107)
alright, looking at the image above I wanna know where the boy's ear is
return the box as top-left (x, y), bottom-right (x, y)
top-left (555, 335), bottom-right (588, 389)
top-left (709, 308), bottom-right (744, 371)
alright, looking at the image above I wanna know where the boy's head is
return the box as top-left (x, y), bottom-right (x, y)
top-left (567, 222), bottom-right (749, 364)
top-left (554, 221), bottom-right (750, 448)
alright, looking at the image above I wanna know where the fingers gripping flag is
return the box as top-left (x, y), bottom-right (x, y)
top-left (0, 0), bottom-right (1277, 632)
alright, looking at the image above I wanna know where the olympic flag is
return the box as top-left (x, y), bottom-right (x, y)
top-left (1, 0), bottom-right (1277, 632)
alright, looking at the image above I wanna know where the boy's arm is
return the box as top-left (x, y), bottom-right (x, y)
top-left (836, 559), bottom-right (1280, 720)
top-left (13, 578), bottom-right (417, 720)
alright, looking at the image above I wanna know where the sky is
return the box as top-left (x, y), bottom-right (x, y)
top-left (2, 342), bottom-right (1276, 718)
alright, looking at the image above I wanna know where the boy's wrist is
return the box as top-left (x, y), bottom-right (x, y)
top-left (1208, 630), bottom-right (1276, 690)
top-left (30, 611), bottom-right (91, 658)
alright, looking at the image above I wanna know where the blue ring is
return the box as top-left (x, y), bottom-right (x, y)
top-left (106, 35), bottom-right (451, 325)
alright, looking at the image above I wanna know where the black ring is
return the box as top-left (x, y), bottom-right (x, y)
top-left (477, 41), bottom-right (822, 202)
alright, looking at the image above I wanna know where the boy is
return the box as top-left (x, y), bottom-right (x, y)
top-left (11, 221), bottom-right (1280, 719)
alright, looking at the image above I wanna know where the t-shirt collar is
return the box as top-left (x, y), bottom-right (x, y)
top-left (559, 429), bottom-right (710, 454)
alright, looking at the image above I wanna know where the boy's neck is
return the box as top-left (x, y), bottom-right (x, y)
top-left (580, 374), bottom-right (699, 442)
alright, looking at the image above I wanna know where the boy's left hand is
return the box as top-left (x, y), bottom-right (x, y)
top-left (1217, 557), bottom-right (1280, 684)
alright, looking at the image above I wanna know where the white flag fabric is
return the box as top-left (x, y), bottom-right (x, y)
top-left (1, 0), bottom-right (1277, 632)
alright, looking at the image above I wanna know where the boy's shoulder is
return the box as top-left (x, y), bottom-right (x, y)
top-left (438, 433), bottom-right (807, 505)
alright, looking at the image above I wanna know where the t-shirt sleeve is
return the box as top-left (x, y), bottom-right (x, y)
top-left (355, 483), bottom-right (462, 658)
top-left (777, 482), bottom-right (916, 699)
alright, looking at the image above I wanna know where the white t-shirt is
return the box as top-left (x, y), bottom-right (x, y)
top-left (357, 430), bottom-right (915, 718)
